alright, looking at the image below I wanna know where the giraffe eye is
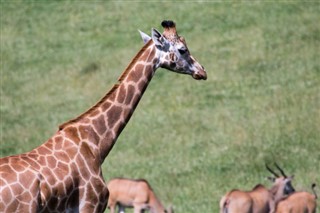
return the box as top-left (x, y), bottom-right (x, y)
top-left (178, 48), bottom-right (187, 55)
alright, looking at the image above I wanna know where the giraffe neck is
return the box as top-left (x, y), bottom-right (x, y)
top-left (58, 40), bottom-right (158, 162)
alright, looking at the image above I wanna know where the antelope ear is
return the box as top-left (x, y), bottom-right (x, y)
top-left (151, 28), bottom-right (168, 48)
top-left (267, 177), bottom-right (276, 182)
top-left (139, 30), bottom-right (151, 44)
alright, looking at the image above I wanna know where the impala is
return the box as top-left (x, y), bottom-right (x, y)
top-left (219, 163), bottom-right (295, 213)
top-left (107, 178), bottom-right (173, 213)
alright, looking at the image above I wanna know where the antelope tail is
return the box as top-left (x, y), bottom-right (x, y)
top-left (224, 200), bottom-right (230, 213)
top-left (221, 198), bottom-right (229, 213)
top-left (311, 183), bottom-right (318, 199)
top-left (223, 202), bottom-right (228, 213)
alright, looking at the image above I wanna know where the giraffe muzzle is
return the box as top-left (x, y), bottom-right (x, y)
top-left (192, 69), bottom-right (207, 80)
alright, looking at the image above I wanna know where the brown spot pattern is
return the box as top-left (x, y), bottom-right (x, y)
top-left (92, 115), bottom-right (106, 136)
top-left (0, 31), bottom-right (176, 212)
top-left (106, 106), bottom-right (122, 128)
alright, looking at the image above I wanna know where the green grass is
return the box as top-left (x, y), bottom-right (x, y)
top-left (1, 1), bottom-right (319, 212)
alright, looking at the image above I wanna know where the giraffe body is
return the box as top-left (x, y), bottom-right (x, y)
top-left (1, 137), bottom-right (109, 212)
top-left (0, 20), bottom-right (206, 212)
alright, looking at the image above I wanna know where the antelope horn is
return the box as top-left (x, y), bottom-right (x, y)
top-left (274, 162), bottom-right (287, 178)
top-left (266, 164), bottom-right (279, 177)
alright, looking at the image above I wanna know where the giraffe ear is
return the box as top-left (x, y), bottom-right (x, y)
top-left (151, 28), bottom-right (168, 48)
top-left (138, 30), bottom-right (151, 44)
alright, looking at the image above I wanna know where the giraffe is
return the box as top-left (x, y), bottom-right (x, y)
top-left (0, 20), bottom-right (206, 212)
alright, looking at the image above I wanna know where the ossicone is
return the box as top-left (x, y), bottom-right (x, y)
top-left (161, 20), bottom-right (176, 28)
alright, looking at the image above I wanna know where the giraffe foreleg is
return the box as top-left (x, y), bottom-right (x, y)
top-left (78, 177), bottom-right (109, 213)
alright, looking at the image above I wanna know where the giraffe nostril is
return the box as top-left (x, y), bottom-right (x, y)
top-left (203, 74), bottom-right (207, 80)
top-left (202, 74), bottom-right (207, 80)
top-left (192, 70), bottom-right (207, 80)
top-left (195, 69), bottom-right (207, 80)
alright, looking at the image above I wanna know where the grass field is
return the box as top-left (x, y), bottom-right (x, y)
top-left (1, 1), bottom-right (319, 212)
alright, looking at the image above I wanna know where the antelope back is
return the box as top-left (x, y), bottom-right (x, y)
top-left (275, 183), bottom-right (317, 213)
top-left (275, 191), bottom-right (317, 213)
top-left (107, 178), bottom-right (150, 205)
top-left (107, 178), bottom-right (169, 213)
top-left (219, 164), bottom-right (296, 213)
top-left (219, 189), bottom-right (254, 213)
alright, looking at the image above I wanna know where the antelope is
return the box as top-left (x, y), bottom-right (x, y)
top-left (219, 163), bottom-right (295, 213)
top-left (275, 183), bottom-right (317, 213)
top-left (107, 178), bottom-right (173, 213)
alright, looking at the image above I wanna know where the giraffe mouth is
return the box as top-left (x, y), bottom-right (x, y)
top-left (192, 70), bottom-right (207, 80)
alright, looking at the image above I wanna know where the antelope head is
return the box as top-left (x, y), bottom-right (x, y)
top-left (266, 163), bottom-right (295, 200)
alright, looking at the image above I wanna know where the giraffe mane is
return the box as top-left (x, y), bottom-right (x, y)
top-left (58, 39), bottom-right (154, 130)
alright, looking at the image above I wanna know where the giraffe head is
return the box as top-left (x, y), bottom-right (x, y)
top-left (139, 20), bottom-right (207, 80)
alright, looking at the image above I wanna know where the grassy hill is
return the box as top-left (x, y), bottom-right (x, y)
top-left (1, 1), bottom-right (319, 212)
